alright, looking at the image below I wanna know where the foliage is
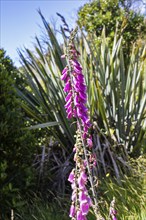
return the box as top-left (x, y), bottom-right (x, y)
top-left (82, 31), bottom-right (146, 154)
top-left (17, 12), bottom-right (76, 198)
top-left (98, 155), bottom-right (146, 219)
top-left (99, 175), bottom-right (146, 219)
top-left (14, 196), bottom-right (69, 220)
top-left (0, 49), bottom-right (38, 219)
top-left (0, 9), bottom-right (145, 219)
top-left (79, 31), bottom-right (145, 179)
top-left (17, 14), bottom-right (146, 182)
top-left (77, 0), bottom-right (146, 55)
top-left (10, 156), bottom-right (146, 220)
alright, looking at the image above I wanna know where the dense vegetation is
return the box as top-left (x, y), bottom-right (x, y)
top-left (77, 0), bottom-right (146, 55)
top-left (0, 0), bottom-right (146, 219)
top-left (0, 50), bottom-right (39, 219)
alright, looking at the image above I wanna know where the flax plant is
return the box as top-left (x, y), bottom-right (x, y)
top-left (17, 12), bottom-right (145, 190)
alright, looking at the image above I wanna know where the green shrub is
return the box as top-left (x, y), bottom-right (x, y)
top-left (0, 49), bottom-right (38, 219)
top-left (77, 0), bottom-right (146, 55)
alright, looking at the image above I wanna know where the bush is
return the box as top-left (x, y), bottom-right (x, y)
top-left (0, 49), bottom-right (37, 219)
top-left (77, 0), bottom-right (146, 56)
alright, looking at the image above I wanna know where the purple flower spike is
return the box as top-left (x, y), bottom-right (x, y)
top-left (61, 37), bottom-right (96, 220)
top-left (110, 198), bottom-right (118, 220)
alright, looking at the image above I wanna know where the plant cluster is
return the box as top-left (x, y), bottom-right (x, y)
top-left (77, 0), bottom-right (146, 55)
top-left (16, 12), bottom-right (145, 201)
top-left (0, 49), bottom-right (38, 219)
top-left (1, 7), bottom-right (145, 219)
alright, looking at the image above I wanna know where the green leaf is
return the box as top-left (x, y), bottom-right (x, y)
top-left (28, 121), bottom-right (61, 129)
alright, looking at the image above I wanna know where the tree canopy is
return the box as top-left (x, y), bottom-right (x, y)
top-left (77, 0), bottom-right (146, 54)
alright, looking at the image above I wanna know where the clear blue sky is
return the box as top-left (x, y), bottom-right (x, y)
top-left (1, 0), bottom-right (89, 66)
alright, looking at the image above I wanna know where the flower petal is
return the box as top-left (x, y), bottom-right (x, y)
top-left (69, 204), bottom-right (75, 218)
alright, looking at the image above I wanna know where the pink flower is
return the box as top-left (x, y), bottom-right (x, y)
top-left (77, 107), bottom-right (83, 118)
top-left (65, 92), bottom-right (72, 102)
top-left (79, 91), bottom-right (87, 101)
top-left (61, 54), bottom-right (66, 59)
top-left (79, 190), bottom-right (88, 203)
top-left (66, 105), bottom-right (72, 113)
top-left (69, 204), bottom-right (75, 217)
top-left (77, 210), bottom-right (85, 220)
top-left (80, 171), bottom-right (87, 181)
top-left (67, 111), bottom-right (73, 119)
top-left (74, 96), bottom-right (80, 107)
top-left (80, 202), bottom-right (89, 216)
top-left (64, 98), bottom-right (72, 109)
top-left (78, 171), bottom-right (87, 189)
top-left (110, 205), bottom-right (118, 220)
top-left (71, 60), bottom-right (82, 70)
top-left (71, 191), bottom-right (76, 201)
top-left (68, 169), bottom-right (75, 183)
top-left (78, 176), bottom-right (85, 189)
top-left (71, 182), bottom-right (76, 189)
top-left (77, 74), bottom-right (84, 82)
top-left (74, 66), bottom-right (82, 74)
top-left (61, 71), bottom-right (68, 80)
top-left (64, 81), bottom-right (71, 92)
top-left (87, 137), bottom-right (93, 148)
top-left (62, 66), bottom-right (68, 74)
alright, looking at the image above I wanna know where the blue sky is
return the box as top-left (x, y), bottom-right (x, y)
top-left (1, 0), bottom-right (89, 66)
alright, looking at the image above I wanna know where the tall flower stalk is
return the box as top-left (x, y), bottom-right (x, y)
top-left (61, 27), bottom-right (104, 220)
top-left (109, 198), bottom-right (117, 220)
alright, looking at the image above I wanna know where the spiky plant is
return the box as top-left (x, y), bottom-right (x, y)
top-left (17, 13), bottom-right (146, 185)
